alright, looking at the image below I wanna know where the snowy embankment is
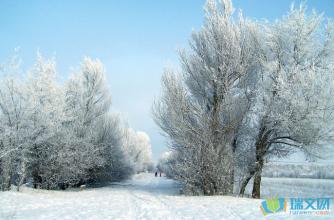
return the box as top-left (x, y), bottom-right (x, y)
top-left (0, 173), bottom-right (333, 220)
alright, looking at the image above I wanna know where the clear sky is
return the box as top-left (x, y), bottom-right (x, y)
top-left (1, 0), bottom-right (333, 162)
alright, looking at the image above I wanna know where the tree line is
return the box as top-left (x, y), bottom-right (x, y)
top-left (0, 55), bottom-right (153, 191)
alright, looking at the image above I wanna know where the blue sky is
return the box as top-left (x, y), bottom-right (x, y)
top-left (1, 0), bottom-right (333, 162)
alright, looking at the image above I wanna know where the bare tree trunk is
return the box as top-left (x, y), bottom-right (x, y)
top-left (251, 158), bottom-right (264, 198)
top-left (239, 170), bottom-right (255, 196)
top-left (251, 123), bottom-right (268, 199)
top-left (33, 171), bottom-right (41, 189)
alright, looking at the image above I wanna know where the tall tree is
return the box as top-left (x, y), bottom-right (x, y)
top-left (153, 0), bottom-right (262, 195)
top-left (25, 54), bottom-right (64, 189)
top-left (61, 57), bottom-right (112, 185)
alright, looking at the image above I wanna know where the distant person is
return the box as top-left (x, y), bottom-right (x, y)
top-left (159, 172), bottom-right (162, 177)
top-left (155, 171), bottom-right (158, 177)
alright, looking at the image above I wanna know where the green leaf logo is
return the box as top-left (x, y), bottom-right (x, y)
top-left (265, 197), bottom-right (280, 213)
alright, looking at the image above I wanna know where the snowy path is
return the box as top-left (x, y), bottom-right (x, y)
top-left (0, 173), bottom-right (333, 220)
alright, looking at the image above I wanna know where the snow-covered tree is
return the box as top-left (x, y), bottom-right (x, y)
top-left (246, 4), bottom-right (334, 198)
top-left (157, 151), bottom-right (176, 178)
top-left (60, 57), bottom-right (114, 186)
top-left (0, 77), bottom-right (27, 191)
top-left (153, 0), bottom-right (262, 195)
top-left (0, 54), bottom-right (139, 190)
top-left (57, 57), bottom-right (137, 187)
top-left (24, 54), bottom-right (64, 189)
top-left (135, 131), bottom-right (153, 172)
top-left (154, 0), bottom-right (334, 198)
top-left (123, 128), bottom-right (153, 173)
top-left (89, 113), bottom-right (134, 183)
top-left (0, 55), bottom-right (29, 191)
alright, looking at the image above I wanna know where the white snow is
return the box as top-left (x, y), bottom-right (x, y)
top-left (243, 177), bottom-right (334, 198)
top-left (0, 173), bottom-right (333, 220)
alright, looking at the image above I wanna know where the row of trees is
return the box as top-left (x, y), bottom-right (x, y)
top-left (0, 54), bottom-right (153, 191)
top-left (154, 0), bottom-right (334, 197)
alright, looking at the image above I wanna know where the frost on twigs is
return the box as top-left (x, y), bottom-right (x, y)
top-left (0, 55), bottom-right (153, 191)
top-left (154, 0), bottom-right (334, 197)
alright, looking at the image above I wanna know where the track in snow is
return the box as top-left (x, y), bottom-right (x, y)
top-left (113, 173), bottom-right (182, 220)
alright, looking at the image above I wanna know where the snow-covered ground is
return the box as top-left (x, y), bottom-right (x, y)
top-left (0, 173), bottom-right (333, 220)
top-left (243, 177), bottom-right (334, 198)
